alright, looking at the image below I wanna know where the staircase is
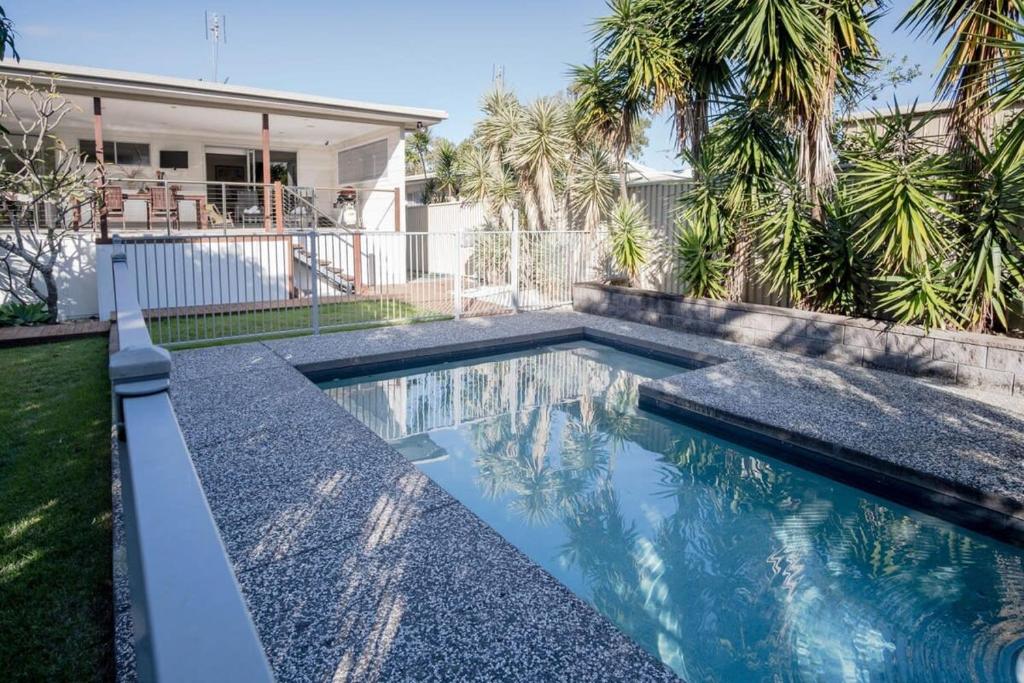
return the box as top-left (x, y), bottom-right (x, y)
top-left (280, 187), bottom-right (346, 230)
top-left (291, 242), bottom-right (354, 295)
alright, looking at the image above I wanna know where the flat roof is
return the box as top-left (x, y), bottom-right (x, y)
top-left (0, 59), bottom-right (447, 129)
top-left (845, 99), bottom-right (1024, 122)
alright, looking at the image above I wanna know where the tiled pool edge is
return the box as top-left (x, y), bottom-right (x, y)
top-left (638, 383), bottom-right (1024, 545)
top-left (299, 326), bottom-right (728, 382)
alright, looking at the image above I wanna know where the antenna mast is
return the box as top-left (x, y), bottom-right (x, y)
top-left (205, 12), bottom-right (227, 82)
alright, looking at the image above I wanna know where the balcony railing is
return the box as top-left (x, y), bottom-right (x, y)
top-left (1, 178), bottom-right (401, 235)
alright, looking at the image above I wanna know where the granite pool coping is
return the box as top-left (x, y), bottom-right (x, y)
top-left (163, 310), bottom-right (1024, 681)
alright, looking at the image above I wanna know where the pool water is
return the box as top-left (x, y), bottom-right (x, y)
top-left (319, 341), bottom-right (1024, 682)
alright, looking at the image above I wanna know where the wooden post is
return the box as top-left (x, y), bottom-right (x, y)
top-left (353, 231), bottom-right (363, 293)
top-left (393, 187), bottom-right (401, 232)
top-left (93, 97), bottom-right (108, 240)
top-left (273, 181), bottom-right (284, 233)
top-left (261, 113), bottom-right (272, 232)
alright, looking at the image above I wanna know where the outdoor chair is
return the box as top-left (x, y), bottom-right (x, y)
top-left (206, 203), bottom-right (235, 228)
top-left (102, 186), bottom-right (127, 230)
top-left (147, 187), bottom-right (179, 229)
top-left (236, 189), bottom-right (264, 226)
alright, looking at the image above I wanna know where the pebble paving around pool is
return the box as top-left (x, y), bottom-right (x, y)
top-left (115, 310), bottom-right (1024, 682)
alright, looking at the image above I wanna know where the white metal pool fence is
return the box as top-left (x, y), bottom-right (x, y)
top-left (113, 227), bottom-right (604, 346)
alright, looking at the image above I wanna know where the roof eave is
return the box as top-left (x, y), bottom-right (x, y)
top-left (0, 59), bottom-right (448, 129)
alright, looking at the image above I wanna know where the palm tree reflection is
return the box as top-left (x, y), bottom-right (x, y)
top-left (335, 345), bottom-right (1024, 681)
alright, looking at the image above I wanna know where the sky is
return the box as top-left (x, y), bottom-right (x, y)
top-left (7, 0), bottom-right (944, 170)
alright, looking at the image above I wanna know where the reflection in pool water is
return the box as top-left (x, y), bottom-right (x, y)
top-left (320, 342), bottom-right (1024, 682)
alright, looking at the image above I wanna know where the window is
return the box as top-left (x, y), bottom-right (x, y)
top-left (79, 140), bottom-right (151, 166)
top-left (160, 150), bottom-right (189, 169)
top-left (338, 139), bottom-right (387, 184)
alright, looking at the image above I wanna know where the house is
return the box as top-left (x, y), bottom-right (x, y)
top-left (843, 100), bottom-right (1024, 150)
top-left (0, 59), bottom-right (447, 233)
top-left (0, 59), bottom-right (446, 320)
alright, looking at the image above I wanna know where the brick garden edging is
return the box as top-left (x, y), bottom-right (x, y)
top-left (0, 319), bottom-right (110, 348)
top-left (573, 282), bottom-right (1024, 399)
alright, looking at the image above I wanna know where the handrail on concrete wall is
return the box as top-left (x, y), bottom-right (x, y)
top-left (109, 249), bottom-right (274, 682)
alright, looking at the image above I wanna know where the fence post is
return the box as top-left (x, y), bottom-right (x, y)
top-left (309, 188), bottom-right (318, 231)
top-left (353, 232), bottom-right (363, 293)
top-left (454, 227), bottom-right (463, 320)
top-left (308, 232), bottom-right (320, 335)
top-left (162, 180), bottom-right (172, 235)
top-left (510, 214), bottom-right (520, 313)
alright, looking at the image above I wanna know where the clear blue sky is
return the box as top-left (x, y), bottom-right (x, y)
top-left (7, 0), bottom-right (943, 169)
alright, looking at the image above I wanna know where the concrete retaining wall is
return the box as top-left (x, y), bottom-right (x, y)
top-left (573, 282), bottom-right (1024, 399)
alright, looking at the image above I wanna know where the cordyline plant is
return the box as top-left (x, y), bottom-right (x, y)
top-left (0, 78), bottom-right (97, 323)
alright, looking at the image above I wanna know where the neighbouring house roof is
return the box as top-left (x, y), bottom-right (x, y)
top-left (0, 59), bottom-right (448, 130)
top-left (622, 160), bottom-right (690, 185)
top-left (408, 162), bottom-right (691, 188)
top-left (844, 99), bottom-right (1024, 123)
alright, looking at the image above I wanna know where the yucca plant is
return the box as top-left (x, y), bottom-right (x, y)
top-left (877, 265), bottom-right (959, 330)
top-left (952, 137), bottom-right (1024, 331)
top-left (754, 166), bottom-right (818, 305)
top-left (569, 59), bottom-right (646, 196)
top-left (807, 192), bottom-right (874, 316)
top-left (570, 145), bottom-right (616, 233)
top-left (842, 106), bottom-right (960, 272)
top-left (512, 98), bottom-right (573, 229)
top-left (432, 139), bottom-right (461, 202)
top-left (607, 198), bottom-right (651, 286)
top-left (676, 221), bottom-right (732, 299)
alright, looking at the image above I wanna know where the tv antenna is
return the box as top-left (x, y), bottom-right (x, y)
top-left (205, 12), bottom-right (227, 82)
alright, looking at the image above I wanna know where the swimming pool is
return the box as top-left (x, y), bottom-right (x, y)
top-left (318, 341), bottom-right (1024, 682)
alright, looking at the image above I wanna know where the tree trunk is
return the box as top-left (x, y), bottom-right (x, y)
top-left (727, 227), bottom-right (750, 302)
top-left (41, 268), bottom-right (59, 323)
top-left (687, 95), bottom-right (709, 174)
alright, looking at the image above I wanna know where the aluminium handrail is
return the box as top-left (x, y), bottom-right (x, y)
top-left (109, 247), bottom-right (274, 682)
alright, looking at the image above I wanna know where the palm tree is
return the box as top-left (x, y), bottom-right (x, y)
top-left (511, 97), bottom-right (573, 229)
top-left (713, 0), bottom-right (880, 214)
top-left (570, 145), bottom-right (616, 232)
top-left (899, 0), bottom-right (1023, 154)
top-left (591, 0), bottom-right (732, 162)
top-left (569, 60), bottom-right (645, 197)
top-left (432, 138), bottom-right (460, 202)
top-left (408, 128), bottom-right (431, 177)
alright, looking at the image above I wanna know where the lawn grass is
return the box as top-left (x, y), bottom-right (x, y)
top-left (0, 337), bottom-right (113, 682)
top-left (146, 298), bottom-right (427, 346)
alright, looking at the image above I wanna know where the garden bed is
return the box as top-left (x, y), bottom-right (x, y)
top-left (573, 282), bottom-right (1024, 399)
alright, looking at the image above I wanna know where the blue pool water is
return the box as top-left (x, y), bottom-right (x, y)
top-left (319, 341), bottom-right (1024, 682)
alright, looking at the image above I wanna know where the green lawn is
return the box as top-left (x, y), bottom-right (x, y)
top-left (147, 298), bottom-right (430, 346)
top-left (0, 337), bottom-right (113, 682)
